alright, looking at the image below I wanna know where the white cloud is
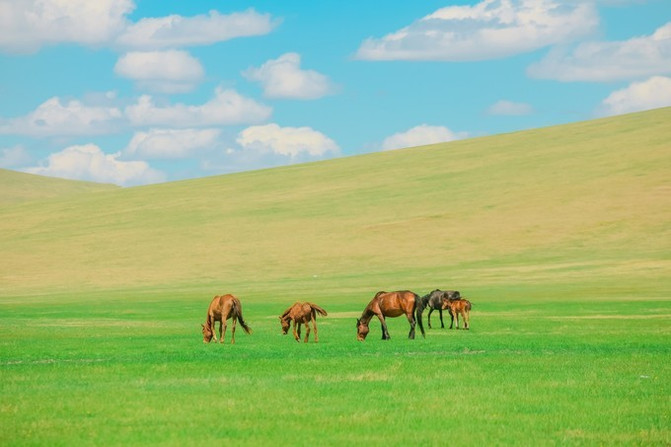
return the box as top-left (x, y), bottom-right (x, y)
top-left (486, 100), bottom-right (534, 116)
top-left (125, 87), bottom-right (272, 127)
top-left (124, 128), bottom-right (220, 159)
top-left (598, 76), bottom-right (671, 116)
top-left (116, 9), bottom-right (278, 50)
top-left (0, 97), bottom-right (123, 136)
top-left (25, 143), bottom-right (165, 186)
top-left (0, 0), bottom-right (133, 53)
top-left (528, 22), bottom-right (671, 81)
top-left (355, 0), bottom-right (598, 61)
top-left (0, 2), bottom-right (278, 54)
top-left (243, 53), bottom-right (336, 99)
top-left (114, 50), bottom-right (204, 93)
top-left (236, 123), bottom-right (339, 158)
top-left (381, 125), bottom-right (465, 151)
top-left (0, 145), bottom-right (32, 168)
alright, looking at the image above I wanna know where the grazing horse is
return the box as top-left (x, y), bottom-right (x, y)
top-left (356, 290), bottom-right (425, 341)
top-left (442, 297), bottom-right (472, 330)
top-left (279, 302), bottom-right (328, 343)
top-left (417, 289), bottom-right (461, 329)
top-left (201, 294), bottom-right (252, 344)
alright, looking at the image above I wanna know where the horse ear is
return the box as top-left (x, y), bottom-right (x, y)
top-left (356, 318), bottom-right (360, 325)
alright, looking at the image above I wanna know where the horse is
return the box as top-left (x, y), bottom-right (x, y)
top-left (201, 294), bottom-right (252, 344)
top-left (417, 289), bottom-right (461, 329)
top-left (279, 302), bottom-right (328, 343)
top-left (442, 297), bottom-right (472, 330)
top-left (356, 290), bottom-right (425, 341)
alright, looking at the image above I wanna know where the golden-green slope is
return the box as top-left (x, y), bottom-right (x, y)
top-left (0, 168), bottom-right (118, 204)
top-left (1, 108), bottom-right (669, 295)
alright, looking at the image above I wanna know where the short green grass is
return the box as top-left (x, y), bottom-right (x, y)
top-left (1, 282), bottom-right (669, 445)
top-left (1, 109), bottom-right (669, 445)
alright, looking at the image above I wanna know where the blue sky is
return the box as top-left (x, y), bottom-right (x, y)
top-left (1, 0), bottom-right (669, 186)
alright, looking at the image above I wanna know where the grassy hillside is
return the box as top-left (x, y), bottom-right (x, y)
top-left (1, 109), bottom-right (669, 445)
top-left (1, 108), bottom-right (668, 295)
top-left (0, 168), bottom-right (118, 205)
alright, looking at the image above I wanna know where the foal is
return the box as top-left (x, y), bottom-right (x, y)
top-left (442, 297), bottom-right (472, 330)
top-left (201, 294), bottom-right (252, 344)
top-left (279, 302), bottom-right (328, 343)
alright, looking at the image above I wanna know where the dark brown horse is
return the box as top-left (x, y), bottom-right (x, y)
top-left (201, 294), bottom-right (252, 344)
top-left (279, 302), bottom-right (328, 343)
top-left (442, 297), bottom-right (472, 330)
top-left (356, 290), bottom-right (425, 341)
top-left (417, 289), bottom-right (461, 329)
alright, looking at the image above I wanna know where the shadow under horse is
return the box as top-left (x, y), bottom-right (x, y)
top-left (356, 290), bottom-right (425, 341)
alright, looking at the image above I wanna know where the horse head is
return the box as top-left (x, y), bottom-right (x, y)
top-left (279, 316), bottom-right (291, 335)
top-left (201, 323), bottom-right (213, 343)
top-left (356, 318), bottom-right (369, 341)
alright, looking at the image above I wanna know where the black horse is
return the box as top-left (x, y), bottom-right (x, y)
top-left (417, 289), bottom-right (461, 329)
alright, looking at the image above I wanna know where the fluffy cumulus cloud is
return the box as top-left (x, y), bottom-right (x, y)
top-left (356, 0), bottom-right (598, 61)
top-left (114, 50), bottom-right (204, 93)
top-left (486, 100), bottom-right (534, 116)
top-left (598, 76), bottom-right (671, 116)
top-left (25, 143), bottom-right (165, 186)
top-left (381, 125), bottom-right (465, 151)
top-left (0, 97), bottom-right (123, 136)
top-left (0, 0), bottom-right (134, 53)
top-left (125, 87), bottom-right (272, 127)
top-left (115, 9), bottom-right (278, 50)
top-left (528, 22), bottom-right (671, 81)
top-left (243, 53), bottom-right (336, 99)
top-left (236, 123), bottom-right (339, 158)
top-left (124, 128), bottom-right (220, 159)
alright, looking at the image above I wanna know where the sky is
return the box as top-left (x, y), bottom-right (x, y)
top-left (0, 0), bottom-right (669, 186)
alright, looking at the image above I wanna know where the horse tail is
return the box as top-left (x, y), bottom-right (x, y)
top-left (232, 298), bottom-right (252, 335)
top-left (308, 303), bottom-right (328, 317)
top-left (414, 293), bottom-right (426, 338)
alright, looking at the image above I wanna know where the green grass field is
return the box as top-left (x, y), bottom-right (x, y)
top-left (1, 109), bottom-right (670, 445)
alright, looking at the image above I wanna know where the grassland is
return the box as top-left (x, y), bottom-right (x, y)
top-left (1, 108), bottom-right (669, 445)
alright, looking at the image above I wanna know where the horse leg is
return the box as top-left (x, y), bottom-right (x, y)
top-left (231, 316), bottom-right (237, 344)
top-left (304, 322), bottom-right (310, 343)
top-left (439, 308), bottom-right (445, 329)
top-left (376, 314), bottom-right (389, 340)
top-left (220, 318), bottom-right (227, 343)
top-left (427, 308), bottom-right (433, 329)
top-left (406, 311), bottom-right (416, 340)
top-left (449, 309), bottom-right (455, 329)
top-left (313, 319), bottom-right (319, 343)
top-left (210, 316), bottom-right (218, 342)
top-left (464, 310), bottom-right (470, 330)
top-left (292, 321), bottom-right (300, 342)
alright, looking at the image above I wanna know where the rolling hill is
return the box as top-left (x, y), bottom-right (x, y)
top-left (0, 168), bottom-right (118, 205)
top-left (1, 108), bottom-right (669, 296)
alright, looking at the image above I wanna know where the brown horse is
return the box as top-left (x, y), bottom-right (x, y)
top-left (279, 302), bottom-right (328, 343)
top-left (201, 294), bottom-right (252, 344)
top-left (356, 290), bottom-right (425, 341)
top-left (417, 289), bottom-right (461, 329)
top-left (442, 297), bottom-right (472, 330)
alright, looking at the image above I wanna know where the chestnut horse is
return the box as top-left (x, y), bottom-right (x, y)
top-left (201, 294), bottom-right (252, 344)
top-left (417, 289), bottom-right (461, 329)
top-left (356, 290), bottom-right (425, 341)
top-left (279, 302), bottom-right (328, 343)
top-left (442, 297), bottom-right (472, 330)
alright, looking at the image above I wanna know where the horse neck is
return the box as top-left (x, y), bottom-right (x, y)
top-left (359, 308), bottom-right (374, 325)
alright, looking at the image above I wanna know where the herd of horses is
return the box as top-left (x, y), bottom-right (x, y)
top-left (201, 289), bottom-right (472, 344)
